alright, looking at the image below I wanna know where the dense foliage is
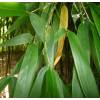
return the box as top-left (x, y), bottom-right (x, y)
top-left (0, 2), bottom-right (100, 98)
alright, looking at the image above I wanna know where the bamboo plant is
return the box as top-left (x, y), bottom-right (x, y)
top-left (0, 2), bottom-right (100, 98)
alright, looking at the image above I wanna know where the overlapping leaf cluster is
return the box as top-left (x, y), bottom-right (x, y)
top-left (0, 2), bottom-right (100, 98)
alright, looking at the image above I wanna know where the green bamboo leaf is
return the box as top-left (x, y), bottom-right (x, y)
top-left (67, 31), bottom-right (99, 97)
top-left (44, 26), bottom-right (54, 66)
top-left (0, 2), bottom-right (26, 16)
top-left (90, 4), bottom-right (100, 37)
top-left (90, 34), bottom-right (100, 73)
top-left (90, 22), bottom-right (100, 71)
top-left (72, 68), bottom-right (84, 97)
top-left (77, 21), bottom-right (90, 63)
top-left (13, 44), bottom-right (38, 97)
top-left (29, 66), bottom-right (49, 97)
top-left (42, 67), bottom-right (64, 98)
top-left (6, 15), bottom-right (29, 35)
top-left (41, 3), bottom-right (51, 21)
top-left (44, 27), bottom-right (65, 66)
top-left (0, 76), bottom-right (12, 93)
top-left (0, 33), bottom-right (33, 47)
top-left (89, 4), bottom-right (100, 16)
top-left (73, 21), bottom-right (90, 97)
top-left (52, 13), bottom-right (59, 33)
top-left (9, 77), bottom-right (17, 98)
top-left (25, 3), bottom-right (39, 12)
top-left (30, 13), bottom-right (46, 42)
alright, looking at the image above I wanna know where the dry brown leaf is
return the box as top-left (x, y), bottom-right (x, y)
top-left (54, 5), bottom-right (68, 66)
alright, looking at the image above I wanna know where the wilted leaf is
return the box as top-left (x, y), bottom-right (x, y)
top-left (54, 5), bottom-right (68, 66)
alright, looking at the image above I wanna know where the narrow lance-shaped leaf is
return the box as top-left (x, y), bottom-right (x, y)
top-left (0, 33), bottom-right (33, 47)
top-left (43, 5), bottom-right (56, 67)
top-left (54, 5), bottom-right (68, 66)
top-left (13, 44), bottom-right (38, 97)
top-left (6, 15), bottom-right (29, 35)
top-left (67, 31), bottom-right (99, 97)
top-left (72, 68), bottom-right (84, 97)
top-left (77, 21), bottom-right (90, 63)
top-left (29, 66), bottom-right (49, 97)
top-left (44, 28), bottom-right (65, 67)
top-left (72, 21), bottom-right (91, 97)
top-left (0, 76), bottom-right (12, 93)
top-left (30, 13), bottom-right (46, 42)
top-left (0, 2), bottom-right (26, 16)
top-left (90, 22), bottom-right (100, 71)
top-left (44, 26), bottom-right (54, 66)
top-left (9, 77), bottom-right (17, 98)
top-left (90, 4), bottom-right (100, 37)
top-left (90, 33), bottom-right (100, 74)
top-left (42, 67), bottom-right (64, 98)
top-left (52, 12), bottom-right (59, 33)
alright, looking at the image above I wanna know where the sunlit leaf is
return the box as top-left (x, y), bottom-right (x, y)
top-left (0, 2), bottom-right (26, 16)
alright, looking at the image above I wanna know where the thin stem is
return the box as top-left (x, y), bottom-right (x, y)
top-left (73, 3), bottom-right (80, 13)
top-left (31, 7), bottom-right (41, 13)
top-left (81, 2), bottom-right (91, 21)
top-left (46, 3), bottom-right (57, 28)
top-left (31, 3), bottom-right (51, 13)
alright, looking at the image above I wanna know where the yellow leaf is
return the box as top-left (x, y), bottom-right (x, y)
top-left (54, 5), bottom-right (68, 66)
